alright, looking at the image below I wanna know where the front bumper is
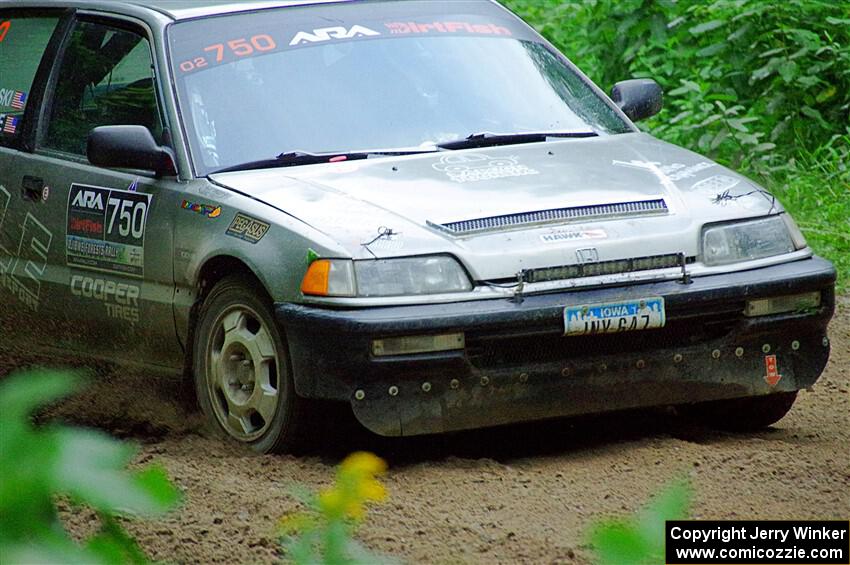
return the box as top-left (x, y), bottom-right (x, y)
top-left (277, 256), bottom-right (836, 436)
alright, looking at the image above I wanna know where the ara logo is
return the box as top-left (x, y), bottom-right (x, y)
top-left (71, 189), bottom-right (105, 211)
top-left (289, 25), bottom-right (380, 46)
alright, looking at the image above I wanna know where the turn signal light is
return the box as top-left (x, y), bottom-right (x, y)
top-left (301, 260), bottom-right (331, 296)
top-left (300, 259), bottom-right (356, 297)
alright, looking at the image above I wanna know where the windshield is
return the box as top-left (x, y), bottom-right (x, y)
top-left (169, 0), bottom-right (631, 175)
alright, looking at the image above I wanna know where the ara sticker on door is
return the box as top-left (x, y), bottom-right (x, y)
top-left (66, 183), bottom-right (151, 278)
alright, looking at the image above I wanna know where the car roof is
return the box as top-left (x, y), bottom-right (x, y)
top-left (133, 0), bottom-right (357, 20)
top-left (7, 0), bottom-right (359, 21)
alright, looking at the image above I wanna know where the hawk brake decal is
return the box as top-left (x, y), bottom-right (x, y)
top-left (66, 183), bottom-right (151, 278)
top-left (540, 229), bottom-right (607, 243)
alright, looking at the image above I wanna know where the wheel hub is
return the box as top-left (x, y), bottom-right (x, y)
top-left (206, 306), bottom-right (280, 442)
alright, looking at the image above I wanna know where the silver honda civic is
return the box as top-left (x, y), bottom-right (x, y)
top-left (0, 0), bottom-right (835, 453)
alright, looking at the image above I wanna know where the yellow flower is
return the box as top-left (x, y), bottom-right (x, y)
top-left (340, 452), bottom-right (387, 477)
top-left (315, 452), bottom-right (389, 523)
top-left (357, 477), bottom-right (387, 503)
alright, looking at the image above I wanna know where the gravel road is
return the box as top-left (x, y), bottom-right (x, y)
top-left (25, 297), bottom-right (850, 564)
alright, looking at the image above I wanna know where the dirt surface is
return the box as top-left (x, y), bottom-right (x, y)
top-left (11, 298), bottom-right (850, 564)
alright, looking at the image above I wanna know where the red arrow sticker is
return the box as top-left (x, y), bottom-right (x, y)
top-left (764, 355), bottom-right (782, 386)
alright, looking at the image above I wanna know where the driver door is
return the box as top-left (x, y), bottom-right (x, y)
top-left (13, 14), bottom-right (184, 369)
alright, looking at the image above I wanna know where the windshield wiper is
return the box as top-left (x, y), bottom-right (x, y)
top-left (436, 130), bottom-right (598, 151)
top-left (211, 148), bottom-right (436, 174)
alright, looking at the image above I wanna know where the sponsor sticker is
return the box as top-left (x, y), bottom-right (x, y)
top-left (0, 87), bottom-right (26, 108)
top-left (432, 153), bottom-right (538, 183)
top-left (540, 228), bottom-right (607, 243)
top-left (612, 159), bottom-right (715, 182)
top-left (181, 199), bottom-right (221, 218)
top-left (71, 275), bottom-right (140, 324)
top-left (226, 213), bottom-right (270, 243)
top-left (66, 183), bottom-right (151, 278)
top-left (691, 174), bottom-right (740, 194)
top-left (384, 21), bottom-right (512, 36)
top-left (764, 354), bottom-right (782, 386)
top-left (290, 25), bottom-right (380, 46)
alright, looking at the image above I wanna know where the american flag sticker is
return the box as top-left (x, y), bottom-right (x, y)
top-left (3, 116), bottom-right (18, 134)
top-left (10, 91), bottom-right (27, 110)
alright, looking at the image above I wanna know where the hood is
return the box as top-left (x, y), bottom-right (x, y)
top-left (210, 133), bottom-right (778, 280)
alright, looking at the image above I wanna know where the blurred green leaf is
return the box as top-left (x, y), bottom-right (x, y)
top-left (589, 479), bottom-right (691, 565)
top-left (0, 370), bottom-right (181, 564)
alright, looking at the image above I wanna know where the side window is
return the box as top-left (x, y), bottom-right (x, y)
top-left (42, 20), bottom-right (162, 156)
top-left (0, 15), bottom-right (59, 143)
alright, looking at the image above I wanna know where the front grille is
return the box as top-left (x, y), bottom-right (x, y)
top-left (437, 199), bottom-right (668, 234)
top-left (522, 254), bottom-right (696, 284)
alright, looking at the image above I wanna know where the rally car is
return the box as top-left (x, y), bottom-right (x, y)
top-left (0, 0), bottom-right (835, 453)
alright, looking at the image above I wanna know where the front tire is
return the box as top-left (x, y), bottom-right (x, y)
top-left (682, 391), bottom-right (798, 431)
top-left (193, 276), bottom-right (306, 453)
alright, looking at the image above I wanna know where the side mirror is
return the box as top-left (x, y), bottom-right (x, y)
top-left (611, 79), bottom-right (663, 122)
top-left (87, 125), bottom-right (176, 176)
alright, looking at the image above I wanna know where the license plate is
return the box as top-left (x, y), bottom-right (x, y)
top-left (564, 297), bottom-right (666, 336)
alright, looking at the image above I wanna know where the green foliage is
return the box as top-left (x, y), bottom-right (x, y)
top-left (504, 0), bottom-right (850, 289)
top-left (588, 479), bottom-right (691, 564)
top-left (279, 452), bottom-right (395, 565)
top-left (504, 0), bottom-right (849, 169)
top-left (0, 370), bottom-right (181, 564)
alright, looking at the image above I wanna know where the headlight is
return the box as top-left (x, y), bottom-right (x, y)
top-left (702, 215), bottom-right (797, 267)
top-left (355, 256), bottom-right (472, 297)
top-left (301, 256), bottom-right (472, 297)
